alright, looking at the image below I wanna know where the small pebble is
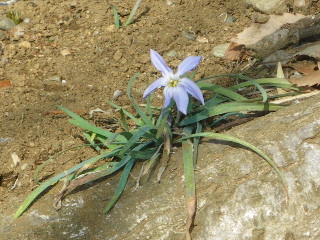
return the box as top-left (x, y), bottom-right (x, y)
top-left (61, 48), bottom-right (72, 56)
top-left (20, 163), bottom-right (28, 171)
top-left (11, 152), bottom-right (21, 167)
top-left (167, 50), bottom-right (177, 57)
top-left (182, 30), bottom-right (196, 41)
top-left (107, 25), bottom-right (115, 32)
top-left (166, 0), bottom-right (174, 6)
top-left (224, 15), bottom-right (236, 23)
top-left (113, 50), bottom-right (123, 61)
top-left (196, 36), bottom-right (209, 43)
top-left (211, 43), bottom-right (231, 58)
top-left (18, 41), bottom-right (31, 48)
top-left (0, 18), bottom-right (16, 31)
top-left (0, 138), bottom-right (10, 143)
top-left (113, 90), bottom-right (123, 99)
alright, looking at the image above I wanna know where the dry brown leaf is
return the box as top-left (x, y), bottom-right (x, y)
top-left (224, 42), bottom-right (248, 61)
top-left (232, 13), bottom-right (305, 46)
top-left (289, 62), bottom-right (318, 75)
top-left (289, 71), bottom-right (320, 86)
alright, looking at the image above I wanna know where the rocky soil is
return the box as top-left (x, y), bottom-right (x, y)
top-left (0, 0), bottom-right (319, 239)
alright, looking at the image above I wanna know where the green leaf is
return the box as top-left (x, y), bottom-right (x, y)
top-left (57, 106), bottom-right (127, 142)
top-left (111, 5), bottom-right (120, 28)
top-left (249, 80), bottom-right (268, 102)
top-left (182, 139), bottom-right (195, 197)
top-left (182, 127), bottom-right (196, 239)
top-left (118, 125), bottom-right (156, 156)
top-left (229, 78), bottom-right (298, 91)
top-left (106, 99), bottom-right (142, 126)
top-left (33, 143), bottom-right (105, 184)
top-left (198, 83), bottom-right (248, 101)
top-left (14, 149), bottom-right (120, 218)
top-left (179, 132), bottom-right (287, 193)
top-left (156, 109), bottom-right (170, 139)
top-left (180, 102), bottom-right (283, 126)
top-left (129, 147), bottom-right (158, 160)
top-left (193, 122), bottom-right (202, 165)
top-left (83, 132), bottom-right (101, 152)
top-left (194, 96), bottom-right (225, 112)
top-left (70, 142), bottom-right (151, 185)
top-left (126, 73), bottom-right (152, 125)
top-left (119, 109), bottom-right (129, 132)
top-left (210, 112), bottom-right (248, 127)
top-left (123, 0), bottom-right (142, 27)
top-left (103, 158), bottom-right (135, 213)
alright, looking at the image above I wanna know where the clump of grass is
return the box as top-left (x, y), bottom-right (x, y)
top-left (6, 10), bottom-right (23, 25)
top-left (14, 52), bottom-right (298, 239)
top-left (112, 0), bottom-right (142, 28)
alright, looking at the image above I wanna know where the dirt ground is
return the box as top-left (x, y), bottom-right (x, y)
top-left (0, 0), bottom-right (318, 231)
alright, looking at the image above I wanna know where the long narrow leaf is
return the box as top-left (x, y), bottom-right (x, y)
top-left (126, 73), bottom-right (152, 125)
top-left (70, 141), bottom-right (151, 185)
top-left (118, 125), bottom-right (155, 156)
top-left (33, 143), bottom-right (106, 184)
top-left (180, 102), bottom-right (283, 126)
top-left (182, 127), bottom-right (196, 240)
top-left (229, 78), bottom-right (298, 91)
top-left (111, 5), bottom-right (120, 28)
top-left (103, 158), bottom-right (135, 213)
top-left (194, 96), bottom-right (225, 112)
top-left (179, 132), bottom-right (288, 196)
top-left (119, 109), bottom-right (129, 132)
top-left (198, 83), bottom-right (248, 101)
top-left (249, 80), bottom-right (268, 102)
top-left (193, 122), bottom-right (202, 165)
top-left (123, 0), bottom-right (142, 27)
top-left (57, 106), bottom-right (127, 142)
top-left (14, 149), bottom-right (120, 218)
top-left (106, 99), bottom-right (141, 126)
top-left (210, 112), bottom-right (248, 127)
top-left (83, 132), bottom-right (101, 152)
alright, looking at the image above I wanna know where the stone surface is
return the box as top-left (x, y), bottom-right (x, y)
top-left (0, 18), bottom-right (16, 31)
top-left (1, 93), bottom-right (320, 240)
top-left (244, 0), bottom-right (287, 14)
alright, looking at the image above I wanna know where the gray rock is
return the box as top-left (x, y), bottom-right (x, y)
top-left (0, 18), bottom-right (16, 31)
top-left (2, 94), bottom-right (320, 239)
top-left (183, 30), bottom-right (196, 41)
top-left (167, 50), bottom-right (177, 57)
top-left (244, 0), bottom-right (287, 14)
top-left (211, 43), bottom-right (231, 58)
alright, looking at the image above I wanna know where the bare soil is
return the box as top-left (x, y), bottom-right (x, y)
top-left (0, 0), bottom-right (318, 237)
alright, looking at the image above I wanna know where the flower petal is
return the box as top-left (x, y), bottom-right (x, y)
top-left (163, 86), bottom-right (173, 108)
top-left (150, 49), bottom-right (172, 77)
top-left (176, 56), bottom-right (201, 76)
top-left (172, 86), bottom-right (189, 115)
top-left (143, 77), bottom-right (167, 99)
top-left (180, 78), bottom-right (204, 105)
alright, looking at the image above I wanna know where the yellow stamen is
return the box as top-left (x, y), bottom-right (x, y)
top-left (168, 79), bottom-right (179, 87)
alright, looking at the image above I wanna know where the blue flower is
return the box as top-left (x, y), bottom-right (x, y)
top-left (143, 49), bottom-right (204, 115)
